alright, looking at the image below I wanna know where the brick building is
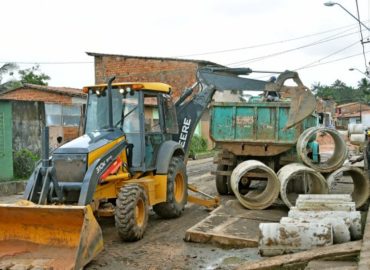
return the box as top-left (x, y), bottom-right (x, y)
top-left (87, 52), bottom-right (220, 148)
top-left (0, 84), bottom-right (86, 179)
top-left (336, 102), bottom-right (370, 129)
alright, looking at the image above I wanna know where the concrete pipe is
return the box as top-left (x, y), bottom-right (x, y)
top-left (277, 163), bottom-right (328, 208)
top-left (230, 160), bottom-right (280, 210)
top-left (337, 129), bottom-right (349, 139)
top-left (258, 222), bottom-right (332, 256)
top-left (348, 123), bottom-right (365, 135)
top-left (296, 194), bottom-right (352, 202)
top-left (326, 166), bottom-right (370, 209)
top-left (350, 134), bottom-right (366, 146)
top-left (295, 194), bottom-right (355, 211)
top-left (280, 217), bottom-right (350, 244)
top-left (288, 210), bottom-right (362, 240)
top-left (297, 127), bottom-right (348, 173)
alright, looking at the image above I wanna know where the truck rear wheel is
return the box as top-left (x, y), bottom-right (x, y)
top-left (153, 157), bottom-right (188, 218)
top-left (115, 184), bottom-right (148, 241)
top-left (216, 165), bottom-right (230, 195)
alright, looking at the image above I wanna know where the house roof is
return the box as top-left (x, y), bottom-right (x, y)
top-left (86, 52), bottom-right (221, 66)
top-left (337, 102), bottom-right (363, 108)
top-left (0, 83), bottom-right (85, 98)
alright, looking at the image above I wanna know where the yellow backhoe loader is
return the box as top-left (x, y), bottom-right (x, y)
top-left (0, 67), bottom-right (316, 269)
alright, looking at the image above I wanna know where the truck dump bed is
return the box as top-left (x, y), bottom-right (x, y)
top-left (210, 101), bottom-right (317, 156)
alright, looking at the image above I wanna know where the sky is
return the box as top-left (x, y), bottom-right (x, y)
top-left (1, 0), bottom-right (369, 89)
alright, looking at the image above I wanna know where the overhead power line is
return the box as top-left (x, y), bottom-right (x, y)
top-left (227, 27), bottom-right (363, 66)
top-left (0, 61), bottom-right (93, 65)
top-left (297, 50), bottom-right (370, 70)
top-left (173, 22), bottom-right (362, 58)
top-left (294, 40), bottom-right (360, 70)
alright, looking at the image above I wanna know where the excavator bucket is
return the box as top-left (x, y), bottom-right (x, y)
top-left (266, 70), bottom-right (317, 130)
top-left (0, 202), bottom-right (103, 270)
top-left (284, 84), bottom-right (317, 130)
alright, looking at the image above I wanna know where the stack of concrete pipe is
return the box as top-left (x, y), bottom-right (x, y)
top-left (259, 194), bottom-right (362, 256)
top-left (230, 127), bottom-right (369, 210)
top-left (348, 123), bottom-right (366, 145)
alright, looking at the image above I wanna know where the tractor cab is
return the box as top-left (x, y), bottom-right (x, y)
top-left (83, 82), bottom-right (179, 172)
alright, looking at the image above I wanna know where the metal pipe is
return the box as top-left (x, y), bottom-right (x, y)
top-left (107, 76), bottom-right (116, 130)
top-left (324, 2), bottom-right (370, 31)
top-left (41, 127), bottom-right (49, 168)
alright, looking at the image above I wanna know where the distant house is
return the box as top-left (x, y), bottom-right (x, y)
top-left (316, 98), bottom-right (337, 127)
top-left (0, 84), bottom-right (86, 179)
top-left (335, 102), bottom-right (370, 129)
top-left (87, 52), bottom-right (220, 149)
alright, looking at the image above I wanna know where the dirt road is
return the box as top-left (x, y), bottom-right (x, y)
top-left (0, 158), bottom-right (260, 269)
top-left (86, 158), bottom-right (260, 270)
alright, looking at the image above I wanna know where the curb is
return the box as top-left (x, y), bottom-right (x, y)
top-left (0, 180), bottom-right (27, 196)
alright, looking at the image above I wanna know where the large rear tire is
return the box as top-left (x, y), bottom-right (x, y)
top-left (153, 157), bottom-right (188, 218)
top-left (215, 164), bottom-right (229, 195)
top-left (115, 184), bottom-right (148, 241)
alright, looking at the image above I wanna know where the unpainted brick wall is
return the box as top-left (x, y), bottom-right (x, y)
top-left (94, 56), bottom-right (199, 98)
top-left (0, 88), bottom-right (73, 104)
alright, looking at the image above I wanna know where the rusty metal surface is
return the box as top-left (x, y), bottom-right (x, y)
top-left (215, 142), bottom-right (294, 157)
top-left (0, 204), bottom-right (103, 270)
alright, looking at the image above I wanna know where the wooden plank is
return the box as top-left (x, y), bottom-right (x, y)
top-left (237, 241), bottom-right (362, 270)
top-left (358, 199), bottom-right (370, 270)
top-left (305, 260), bottom-right (357, 270)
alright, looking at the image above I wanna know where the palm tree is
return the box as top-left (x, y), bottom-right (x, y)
top-left (0, 63), bottom-right (19, 91)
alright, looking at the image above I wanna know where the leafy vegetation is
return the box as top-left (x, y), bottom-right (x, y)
top-left (313, 77), bottom-right (370, 104)
top-left (13, 149), bottom-right (39, 179)
top-left (189, 135), bottom-right (208, 157)
top-left (0, 63), bottom-right (50, 91)
top-left (19, 65), bottom-right (50, 85)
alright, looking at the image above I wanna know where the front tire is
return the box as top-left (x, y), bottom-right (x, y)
top-left (153, 157), bottom-right (188, 218)
top-left (115, 184), bottom-right (148, 241)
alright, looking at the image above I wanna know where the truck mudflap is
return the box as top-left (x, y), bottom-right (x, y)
top-left (0, 201), bottom-right (103, 270)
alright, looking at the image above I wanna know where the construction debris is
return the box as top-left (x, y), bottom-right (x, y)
top-left (237, 240), bottom-right (361, 270)
top-left (258, 194), bottom-right (362, 257)
top-left (259, 222), bottom-right (333, 256)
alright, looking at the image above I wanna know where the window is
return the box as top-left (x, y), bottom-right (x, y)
top-left (45, 104), bottom-right (82, 127)
top-left (144, 94), bottom-right (161, 133)
top-left (163, 94), bottom-right (178, 134)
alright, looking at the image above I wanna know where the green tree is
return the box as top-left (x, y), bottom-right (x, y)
top-left (0, 63), bottom-right (20, 91)
top-left (315, 79), bottom-right (359, 104)
top-left (357, 77), bottom-right (370, 103)
top-left (19, 65), bottom-right (50, 85)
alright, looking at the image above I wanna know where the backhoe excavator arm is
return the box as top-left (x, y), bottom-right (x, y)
top-left (172, 66), bottom-right (316, 159)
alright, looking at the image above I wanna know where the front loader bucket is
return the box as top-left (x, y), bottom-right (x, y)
top-left (0, 203), bottom-right (103, 270)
